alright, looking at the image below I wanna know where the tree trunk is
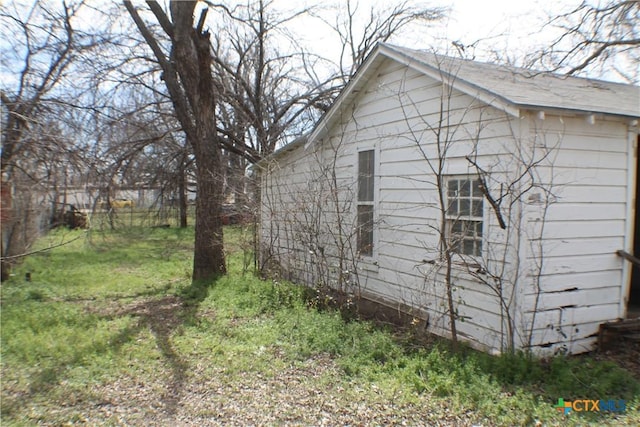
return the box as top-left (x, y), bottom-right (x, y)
top-left (438, 174), bottom-right (458, 349)
top-left (170, 2), bottom-right (226, 280)
top-left (124, 0), bottom-right (227, 281)
top-left (191, 139), bottom-right (226, 280)
top-left (444, 250), bottom-right (458, 350)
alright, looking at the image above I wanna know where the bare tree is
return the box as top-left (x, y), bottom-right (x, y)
top-left (124, 1), bottom-right (228, 281)
top-left (537, 0), bottom-right (639, 82)
top-left (214, 0), bottom-right (447, 277)
top-left (211, 0), bottom-right (332, 159)
top-left (212, 0), bottom-right (446, 159)
top-left (0, 0), bottom-right (103, 280)
top-left (208, 0), bottom-right (350, 227)
top-left (463, 129), bottom-right (559, 353)
top-left (94, 97), bottom-right (194, 230)
top-left (315, 0), bottom-right (446, 84)
top-left (395, 59), bottom-right (469, 348)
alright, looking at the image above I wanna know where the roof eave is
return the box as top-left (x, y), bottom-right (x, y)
top-left (520, 104), bottom-right (640, 121)
top-left (307, 42), bottom-right (639, 151)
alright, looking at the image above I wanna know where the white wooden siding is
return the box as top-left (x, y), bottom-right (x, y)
top-left (520, 114), bottom-right (632, 354)
top-left (260, 57), bottom-right (635, 356)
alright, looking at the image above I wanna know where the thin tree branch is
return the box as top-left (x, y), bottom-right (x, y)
top-left (1, 233), bottom-right (85, 261)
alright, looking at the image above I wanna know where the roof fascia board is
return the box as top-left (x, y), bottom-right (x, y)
top-left (379, 45), bottom-right (521, 118)
top-left (519, 104), bottom-right (640, 121)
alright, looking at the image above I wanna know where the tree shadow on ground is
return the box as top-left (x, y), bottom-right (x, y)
top-left (103, 279), bottom-right (212, 415)
top-left (115, 296), bottom-right (191, 415)
top-left (2, 279), bottom-right (213, 419)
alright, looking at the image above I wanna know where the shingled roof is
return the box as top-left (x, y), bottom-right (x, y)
top-left (308, 42), bottom-right (639, 144)
top-left (385, 43), bottom-right (640, 119)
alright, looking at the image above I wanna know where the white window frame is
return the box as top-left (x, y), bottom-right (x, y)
top-left (357, 149), bottom-right (375, 257)
top-left (445, 176), bottom-right (484, 257)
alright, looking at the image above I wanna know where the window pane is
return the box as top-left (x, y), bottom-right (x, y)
top-left (447, 179), bottom-right (458, 197)
top-left (459, 199), bottom-right (470, 216)
top-left (472, 200), bottom-right (483, 217)
top-left (467, 221), bottom-right (477, 236)
top-left (452, 221), bottom-right (462, 233)
top-left (463, 239), bottom-right (475, 256)
top-left (459, 179), bottom-right (470, 196)
top-left (472, 179), bottom-right (482, 197)
top-left (465, 220), bottom-right (476, 237)
top-left (447, 199), bottom-right (458, 215)
top-left (358, 205), bottom-right (374, 256)
top-left (358, 150), bottom-right (374, 201)
top-left (475, 221), bottom-right (483, 236)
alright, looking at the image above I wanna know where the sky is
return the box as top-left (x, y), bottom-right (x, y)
top-left (429, 0), bottom-right (576, 59)
top-left (284, 0), bottom-right (588, 76)
top-left (439, 0), bottom-right (556, 42)
top-left (286, 0), bottom-right (639, 83)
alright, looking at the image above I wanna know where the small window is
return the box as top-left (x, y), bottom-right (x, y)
top-left (358, 150), bottom-right (375, 202)
top-left (357, 205), bottom-right (374, 256)
top-left (357, 150), bottom-right (375, 256)
top-left (446, 177), bottom-right (483, 256)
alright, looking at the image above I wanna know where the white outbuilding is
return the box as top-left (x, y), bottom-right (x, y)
top-left (257, 43), bottom-right (640, 355)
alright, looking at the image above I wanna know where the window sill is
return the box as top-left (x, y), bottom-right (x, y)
top-left (359, 258), bottom-right (380, 274)
top-left (451, 257), bottom-right (485, 275)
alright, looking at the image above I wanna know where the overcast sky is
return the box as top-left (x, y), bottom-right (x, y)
top-left (439, 0), bottom-right (557, 41)
top-left (286, 0), bottom-right (585, 72)
top-left (431, 0), bottom-right (576, 57)
top-left (286, 0), bottom-right (638, 82)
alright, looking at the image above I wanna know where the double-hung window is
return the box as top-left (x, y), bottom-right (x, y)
top-left (446, 177), bottom-right (484, 257)
top-left (357, 150), bottom-right (375, 256)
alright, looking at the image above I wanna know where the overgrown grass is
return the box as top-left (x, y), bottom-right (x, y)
top-left (1, 225), bottom-right (638, 426)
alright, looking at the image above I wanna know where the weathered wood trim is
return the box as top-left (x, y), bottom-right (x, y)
top-left (620, 130), bottom-right (638, 318)
top-left (599, 318), bottom-right (640, 351)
